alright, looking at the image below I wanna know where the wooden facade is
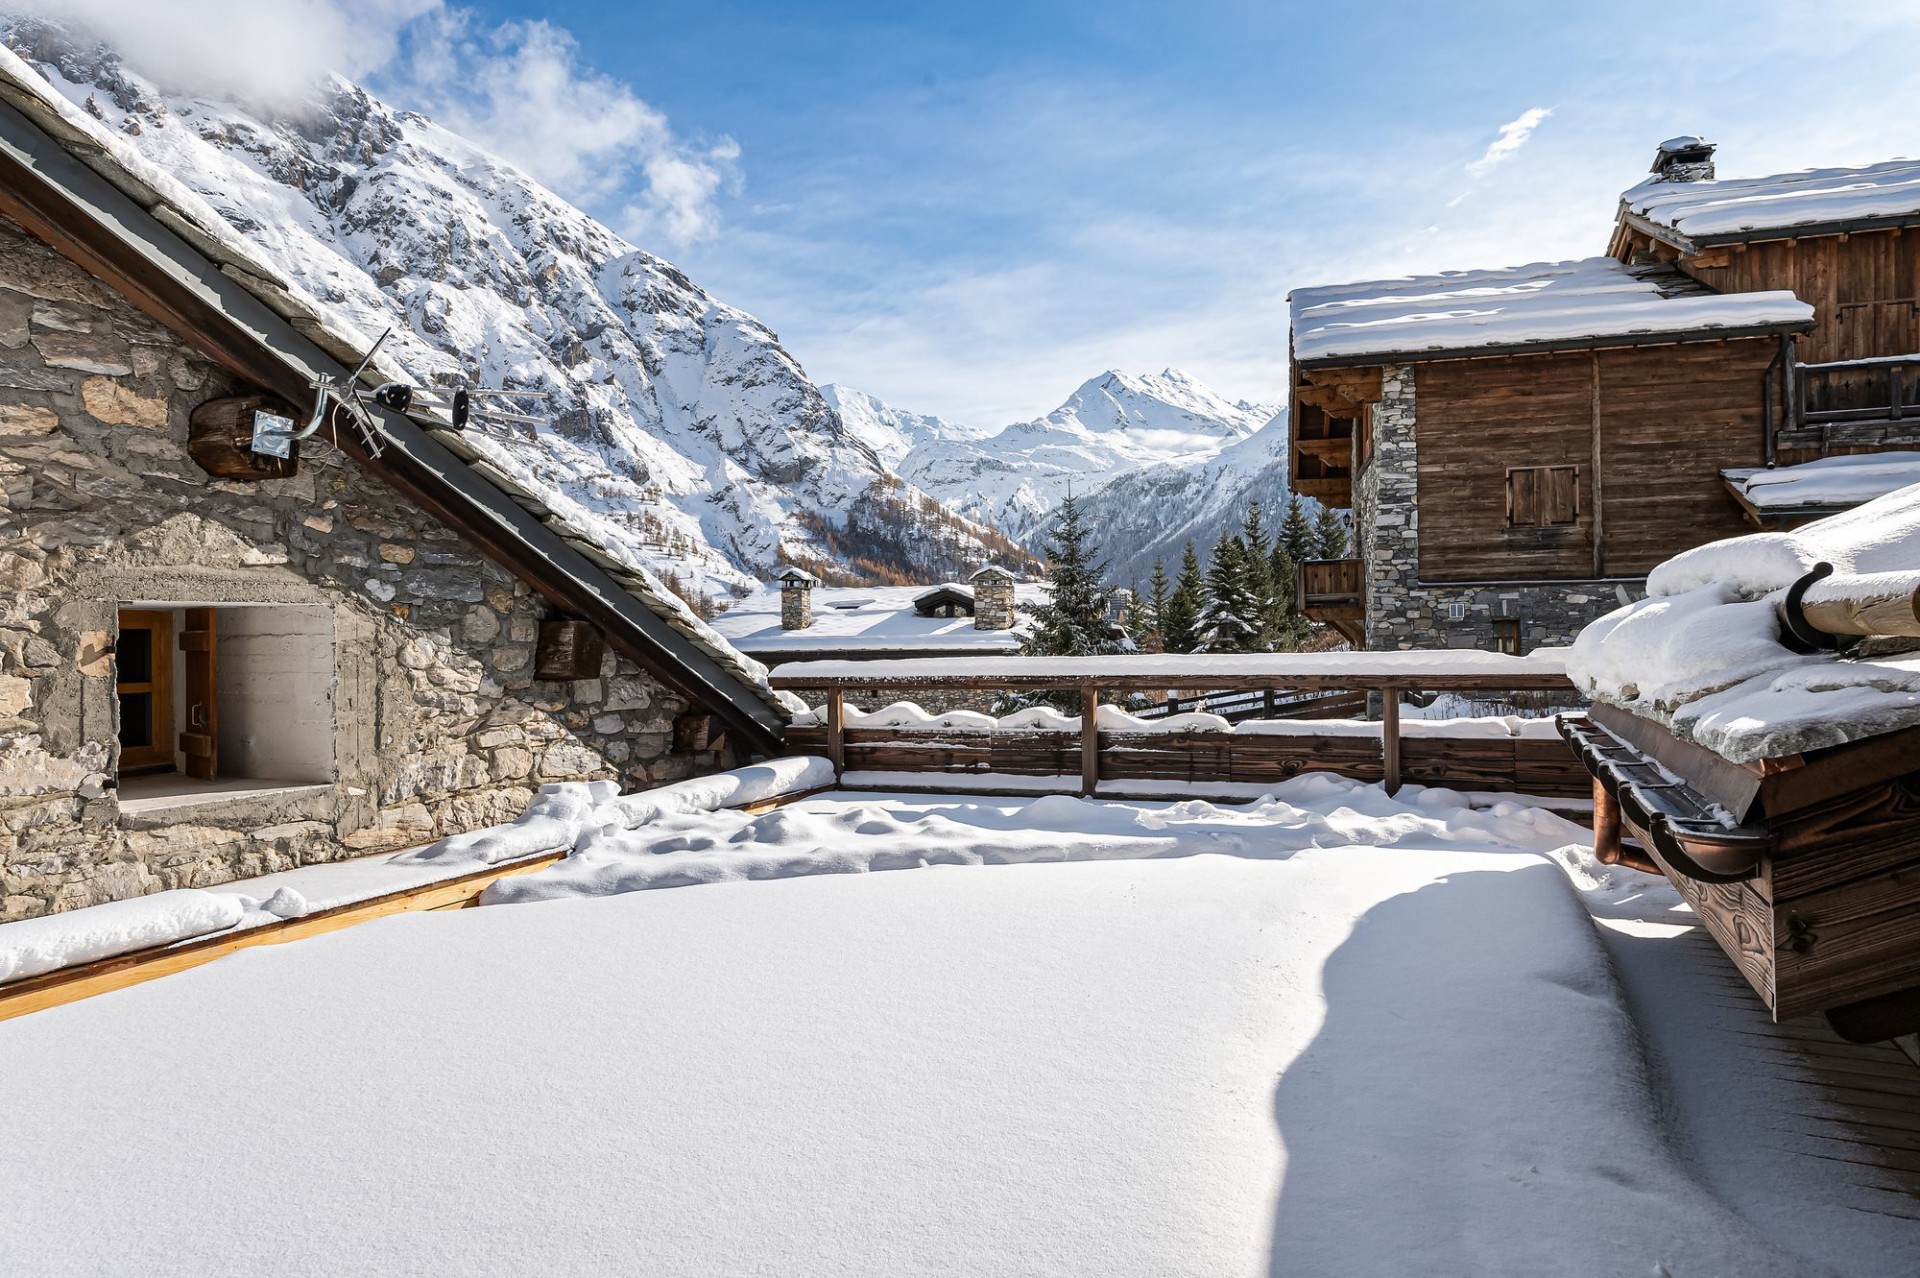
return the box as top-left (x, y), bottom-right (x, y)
top-left (1414, 340), bottom-right (1777, 581)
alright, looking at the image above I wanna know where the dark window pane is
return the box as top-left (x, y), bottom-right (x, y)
top-left (116, 626), bottom-right (153, 684)
top-left (119, 691), bottom-right (154, 749)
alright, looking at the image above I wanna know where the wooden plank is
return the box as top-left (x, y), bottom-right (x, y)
top-left (0, 850), bottom-right (567, 1024)
top-left (178, 606), bottom-right (216, 781)
top-left (1590, 350), bottom-right (1606, 577)
top-left (1640, 829), bottom-right (1778, 1011)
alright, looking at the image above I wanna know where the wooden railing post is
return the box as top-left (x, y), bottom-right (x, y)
top-left (1593, 775), bottom-right (1622, 865)
top-left (826, 688), bottom-right (845, 781)
top-left (1080, 684), bottom-right (1099, 797)
top-left (1381, 685), bottom-right (1402, 795)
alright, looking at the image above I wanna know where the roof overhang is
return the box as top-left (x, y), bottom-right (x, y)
top-left (1293, 317), bottom-right (1810, 373)
top-left (1615, 204), bottom-right (1920, 256)
top-left (0, 97), bottom-right (787, 753)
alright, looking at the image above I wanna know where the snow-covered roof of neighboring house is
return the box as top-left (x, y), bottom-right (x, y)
top-left (1289, 257), bottom-right (1811, 368)
top-left (0, 47), bottom-right (793, 741)
top-left (709, 584), bottom-right (1043, 658)
top-left (1621, 158), bottom-right (1920, 249)
top-left (1568, 482), bottom-right (1920, 762)
top-left (1722, 453), bottom-right (1920, 523)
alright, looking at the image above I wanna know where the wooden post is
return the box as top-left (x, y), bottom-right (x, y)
top-left (1381, 685), bottom-right (1401, 795)
top-left (1589, 350), bottom-right (1606, 579)
top-left (1080, 684), bottom-right (1099, 797)
top-left (825, 688), bottom-right (845, 781)
top-left (1593, 775), bottom-right (1622, 865)
top-left (1262, 688), bottom-right (1276, 720)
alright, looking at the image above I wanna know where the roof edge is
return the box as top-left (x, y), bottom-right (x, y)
top-left (1294, 317), bottom-right (1811, 372)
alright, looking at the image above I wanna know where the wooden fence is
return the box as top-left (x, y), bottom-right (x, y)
top-left (770, 652), bottom-right (1583, 799)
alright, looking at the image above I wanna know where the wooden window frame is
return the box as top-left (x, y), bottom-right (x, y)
top-left (115, 609), bottom-right (175, 774)
top-left (1504, 465), bottom-right (1581, 529)
top-left (1491, 618), bottom-right (1522, 656)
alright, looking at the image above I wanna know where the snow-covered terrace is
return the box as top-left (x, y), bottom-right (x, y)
top-left (1723, 452), bottom-right (1920, 525)
top-left (7, 765), bottom-right (1920, 1273)
top-left (1289, 256), bottom-right (1812, 367)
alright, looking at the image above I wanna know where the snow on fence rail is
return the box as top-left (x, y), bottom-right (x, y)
top-left (771, 652), bottom-right (1578, 797)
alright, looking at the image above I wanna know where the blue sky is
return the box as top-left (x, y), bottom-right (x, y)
top-left (57, 0), bottom-right (1920, 424)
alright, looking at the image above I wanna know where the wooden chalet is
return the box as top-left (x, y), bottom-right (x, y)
top-left (1293, 139), bottom-right (1920, 652)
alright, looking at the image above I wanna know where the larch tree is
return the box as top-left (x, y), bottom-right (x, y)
top-left (1161, 542), bottom-right (1205, 655)
top-left (1280, 493), bottom-right (1315, 565)
top-left (1313, 504), bottom-right (1349, 559)
top-left (1020, 490), bottom-right (1125, 657)
top-left (1196, 532), bottom-right (1261, 654)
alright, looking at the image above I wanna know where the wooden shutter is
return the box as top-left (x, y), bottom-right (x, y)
top-left (1544, 466), bottom-right (1579, 525)
top-left (115, 610), bottom-right (174, 774)
top-left (178, 608), bottom-right (218, 781)
top-left (1506, 466), bottom-right (1579, 528)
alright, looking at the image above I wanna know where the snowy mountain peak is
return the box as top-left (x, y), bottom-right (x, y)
top-left (819, 384), bottom-right (994, 470)
top-left (1, 18), bottom-right (1011, 594)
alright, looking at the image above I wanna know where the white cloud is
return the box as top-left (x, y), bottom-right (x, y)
top-left (25, 0), bottom-right (438, 109)
top-left (21, 0), bottom-right (737, 246)
top-left (1465, 106), bottom-right (1552, 177)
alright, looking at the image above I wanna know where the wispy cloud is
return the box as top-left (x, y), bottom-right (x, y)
top-left (397, 13), bottom-right (740, 244)
top-left (1465, 107), bottom-right (1553, 177)
top-left (30, 0), bottom-right (738, 247)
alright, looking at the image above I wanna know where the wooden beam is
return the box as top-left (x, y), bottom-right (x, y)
top-left (1381, 687), bottom-right (1401, 796)
top-left (0, 850), bottom-right (566, 1024)
top-left (1590, 350), bottom-right (1606, 579)
top-left (1081, 684), bottom-right (1099, 796)
top-left (826, 688), bottom-right (846, 781)
top-left (1300, 366), bottom-right (1384, 401)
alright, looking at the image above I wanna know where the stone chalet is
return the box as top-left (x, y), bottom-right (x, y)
top-left (0, 53), bottom-right (789, 919)
top-left (1290, 139), bottom-right (1920, 654)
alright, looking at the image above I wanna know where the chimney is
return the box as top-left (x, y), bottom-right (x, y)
top-left (970, 564), bottom-right (1016, 630)
top-left (776, 566), bottom-right (818, 630)
top-left (1651, 136), bottom-right (1716, 183)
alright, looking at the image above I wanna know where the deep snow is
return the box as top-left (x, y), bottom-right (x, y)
top-left (1, 786), bottom-right (1911, 1275)
top-left (1568, 481), bottom-right (1920, 760)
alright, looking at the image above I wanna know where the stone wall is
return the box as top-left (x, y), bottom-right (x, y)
top-left (1356, 363), bottom-right (1636, 654)
top-left (0, 215), bottom-right (732, 920)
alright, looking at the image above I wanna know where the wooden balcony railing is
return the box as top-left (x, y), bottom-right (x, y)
top-left (771, 652), bottom-right (1578, 799)
top-left (1297, 557), bottom-right (1365, 645)
top-left (1769, 350), bottom-right (1920, 460)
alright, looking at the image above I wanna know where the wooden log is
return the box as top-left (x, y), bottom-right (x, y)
top-left (826, 689), bottom-right (845, 780)
top-left (1081, 685), bottom-right (1099, 796)
top-left (1797, 569), bottom-right (1920, 638)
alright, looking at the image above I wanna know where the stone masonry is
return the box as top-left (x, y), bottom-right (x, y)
top-left (0, 215), bottom-right (732, 920)
top-left (1356, 363), bottom-right (1636, 654)
top-left (970, 564), bottom-right (1016, 631)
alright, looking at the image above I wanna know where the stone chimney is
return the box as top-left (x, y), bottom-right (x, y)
top-left (970, 564), bottom-right (1016, 630)
top-left (1651, 136), bottom-right (1716, 183)
top-left (776, 566), bottom-right (818, 630)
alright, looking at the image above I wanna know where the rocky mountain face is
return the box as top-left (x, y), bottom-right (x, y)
top-left (1071, 410), bottom-right (1294, 587)
top-left (1, 19), bottom-right (1013, 600)
top-left (896, 368), bottom-right (1279, 545)
top-left (819, 384), bottom-right (993, 470)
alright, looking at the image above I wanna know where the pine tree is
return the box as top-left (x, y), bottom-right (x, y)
top-left (1196, 532), bottom-right (1261, 654)
top-left (1242, 499), bottom-right (1280, 651)
top-left (1313, 504), bottom-right (1349, 559)
top-left (1161, 542), bottom-right (1204, 654)
top-left (1280, 493), bottom-right (1314, 565)
top-left (1020, 490), bottom-right (1123, 657)
top-left (1139, 559), bottom-right (1171, 654)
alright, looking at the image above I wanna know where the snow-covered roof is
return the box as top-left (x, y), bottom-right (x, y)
top-left (0, 46), bottom-right (794, 729)
top-left (709, 584), bottom-right (1043, 656)
top-left (1622, 158), bottom-right (1920, 248)
top-left (1723, 453), bottom-right (1920, 520)
top-left (1289, 257), bottom-right (1811, 367)
top-left (771, 649), bottom-right (1569, 687)
top-left (1569, 482), bottom-right (1920, 762)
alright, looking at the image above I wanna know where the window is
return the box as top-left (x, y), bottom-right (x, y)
top-left (1506, 465), bottom-right (1579, 528)
top-left (1492, 619), bottom-right (1522, 656)
top-left (113, 604), bottom-right (335, 794)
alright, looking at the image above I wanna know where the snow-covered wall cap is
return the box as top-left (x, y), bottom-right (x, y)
top-left (1288, 257), bottom-right (1811, 367)
top-left (1621, 157), bottom-right (1920, 246)
top-left (776, 567), bottom-right (820, 586)
top-left (970, 563), bottom-right (1015, 582)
